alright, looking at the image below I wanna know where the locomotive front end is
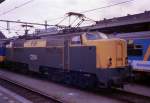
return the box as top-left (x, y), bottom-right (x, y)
top-left (0, 43), bottom-right (6, 63)
top-left (82, 32), bottom-right (131, 87)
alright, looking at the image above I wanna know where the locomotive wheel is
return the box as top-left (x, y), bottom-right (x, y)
top-left (20, 68), bottom-right (29, 74)
top-left (107, 80), bottom-right (113, 88)
top-left (63, 74), bottom-right (72, 85)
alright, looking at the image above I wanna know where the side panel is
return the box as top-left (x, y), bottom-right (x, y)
top-left (6, 46), bottom-right (96, 73)
top-left (6, 47), bottom-right (63, 72)
top-left (70, 46), bottom-right (96, 73)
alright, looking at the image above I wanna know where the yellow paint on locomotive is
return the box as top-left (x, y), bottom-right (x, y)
top-left (0, 56), bottom-right (5, 62)
top-left (81, 33), bottom-right (127, 69)
top-left (144, 45), bottom-right (150, 61)
top-left (24, 39), bottom-right (47, 47)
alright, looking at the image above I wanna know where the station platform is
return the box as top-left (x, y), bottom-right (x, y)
top-left (0, 69), bottom-right (124, 103)
top-left (0, 85), bottom-right (31, 103)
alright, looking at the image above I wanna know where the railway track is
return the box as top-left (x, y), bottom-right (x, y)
top-left (0, 69), bottom-right (150, 103)
top-left (0, 76), bottom-right (63, 103)
top-left (99, 88), bottom-right (150, 103)
top-left (118, 89), bottom-right (150, 103)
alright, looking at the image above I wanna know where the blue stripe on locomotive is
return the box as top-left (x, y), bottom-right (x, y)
top-left (128, 38), bottom-right (150, 61)
top-left (0, 47), bottom-right (5, 56)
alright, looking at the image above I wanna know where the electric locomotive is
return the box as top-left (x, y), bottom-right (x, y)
top-left (3, 32), bottom-right (130, 88)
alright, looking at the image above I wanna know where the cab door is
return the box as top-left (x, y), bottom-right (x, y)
top-left (116, 42), bottom-right (124, 67)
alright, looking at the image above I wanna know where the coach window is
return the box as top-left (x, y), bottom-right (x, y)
top-left (71, 36), bottom-right (81, 45)
top-left (127, 43), bottom-right (143, 56)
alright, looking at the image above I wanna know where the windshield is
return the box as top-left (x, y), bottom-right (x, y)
top-left (86, 33), bottom-right (108, 40)
top-left (71, 36), bottom-right (81, 44)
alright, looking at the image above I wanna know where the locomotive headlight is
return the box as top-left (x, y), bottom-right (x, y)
top-left (108, 57), bottom-right (112, 67)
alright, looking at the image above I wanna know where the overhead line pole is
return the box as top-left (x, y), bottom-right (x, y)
top-left (0, 19), bottom-right (54, 26)
top-left (0, 20), bottom-right (56, 31)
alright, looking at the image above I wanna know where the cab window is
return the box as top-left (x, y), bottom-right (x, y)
top-left (86, 33), bottom-right (108, 40)
top-left (71, 36), bottom-right (81, 44)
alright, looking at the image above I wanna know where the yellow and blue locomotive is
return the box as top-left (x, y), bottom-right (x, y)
top-left (0, 44), bottom-right (5, 62)
top-left (3, 32), bottom-right (130, 88)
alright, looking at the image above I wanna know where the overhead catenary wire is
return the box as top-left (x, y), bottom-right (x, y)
top-left (0, 24), bottom-right (28, 33)
top-left (0, 0), bottom-right (35, 16)
top-left (0, 0), bottom-right (135, 34)
top-left (47, 0), bottom-right (135, 22)
top-left (0, 0), bottom-right (134, 23)
top-left (80, 0), bottom-right (135, 13)
top-left (47, 16), bottom-right (65, 22)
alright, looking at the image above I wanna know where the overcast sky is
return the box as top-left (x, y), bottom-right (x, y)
top-left (0, 0), bottom-right (150, 37)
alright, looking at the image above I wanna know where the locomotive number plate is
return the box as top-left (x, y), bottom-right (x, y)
top-left (29, 54), bottom-right (38, 61)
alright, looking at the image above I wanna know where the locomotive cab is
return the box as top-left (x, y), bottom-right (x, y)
top-left (71, 32), bottom-right (130, 87)
top-left (71, 32), bottom-right (128, 69)
top-left (82, 32), bottom-right (128, 69)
